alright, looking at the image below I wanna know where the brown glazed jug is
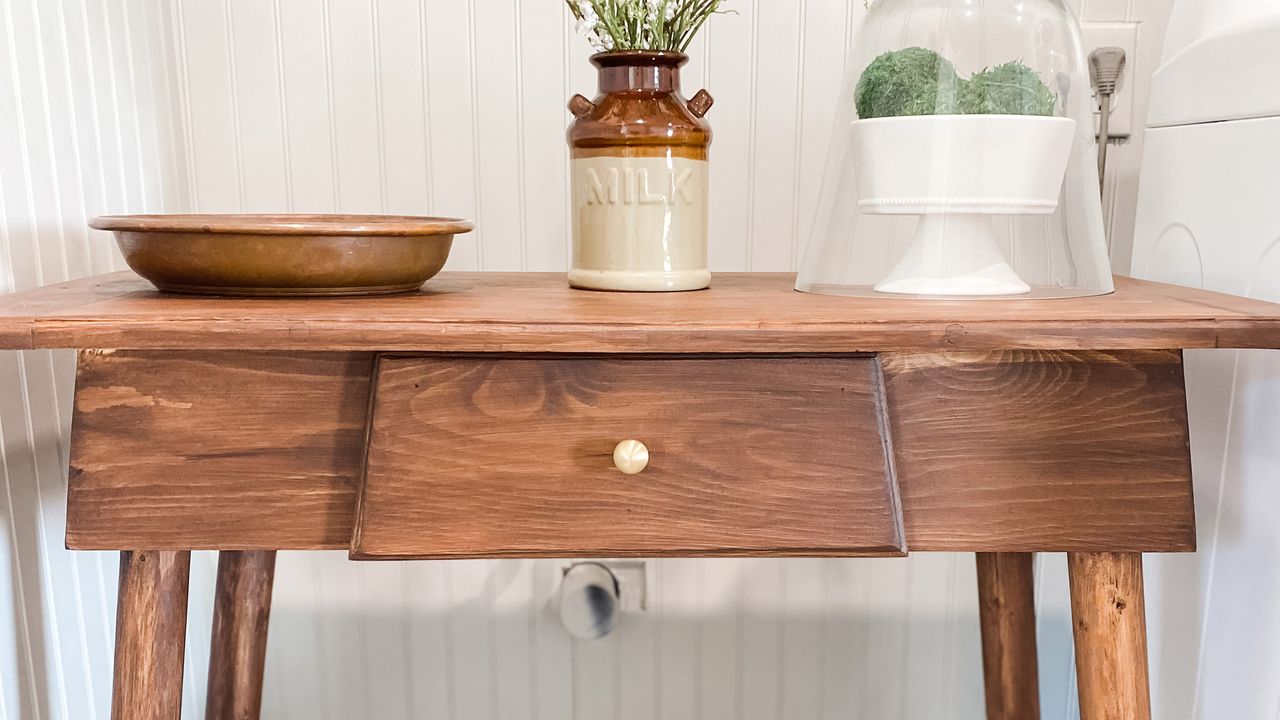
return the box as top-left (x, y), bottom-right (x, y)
top-left (567, 51), bottom-right (714, 291)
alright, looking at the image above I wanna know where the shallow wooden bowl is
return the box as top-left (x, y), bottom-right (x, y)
top-left (88, 214), bottom-right (474, 297)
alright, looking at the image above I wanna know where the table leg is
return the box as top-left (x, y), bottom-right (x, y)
top-left (206, 550), bottom-right (277, 720)
top-left (1068, 552), bottom-right (1152, 720)
top-left (976, 552), bottom-right (1041, 720)
top-left (111, 551), bottom-right (191, 720)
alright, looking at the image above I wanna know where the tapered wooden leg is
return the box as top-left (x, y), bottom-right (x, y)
top-left (206, 550), bottom-right (277, 720)
top-left (976, 552), bottom-right (1041, 720)
top-left (112, 551), bottom-right (191, 720)
top-left (1068, 552), bottom-right (1152, 720)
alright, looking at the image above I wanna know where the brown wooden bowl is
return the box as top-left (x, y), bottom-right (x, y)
top-left (88, 214), bottom-right (474, 297)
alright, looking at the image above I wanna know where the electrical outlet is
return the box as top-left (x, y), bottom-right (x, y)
top-left (1080, 21), bottom-right (1139, 138)
top-left (559, 560), bottom-right (649, 612)
top-left (604, 560), bottom-right (648, 612)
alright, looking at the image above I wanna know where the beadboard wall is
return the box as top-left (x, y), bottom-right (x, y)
top-left (0, 1), bottom-right (1254, 719)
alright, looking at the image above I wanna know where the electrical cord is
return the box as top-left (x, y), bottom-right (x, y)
top-left (1089, 47), bottom-right (1127, 199)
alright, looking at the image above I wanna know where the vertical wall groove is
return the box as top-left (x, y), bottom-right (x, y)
top-left (319, 0), bottom-right (341, 210)
top-left (787, 0), bottom-right (807, 269)
top-left (97, 4), bottom-right (132, 216)
top-left (512, 1), bottom-right (529, 271)
top-left (117, 3), bottom-right (150, 216)
top-left (742, 0), bottom-right (760, 270)
top-left (270, 0), bottom-right (294, 213)
top-left (221, 0), bottom-right (247, 212)
top-left (171, 0), bottom-right (199, 211)
top-left (464, 0), bottom-right (483, 267)
top-left (50, 1), bottom-right (93, 272)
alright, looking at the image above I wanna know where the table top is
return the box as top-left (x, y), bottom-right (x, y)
top-left (2, 271), bottom-right (1280, 353)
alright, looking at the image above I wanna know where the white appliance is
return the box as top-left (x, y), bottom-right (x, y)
top-left (1130, 3), bottom-right (1280, 718)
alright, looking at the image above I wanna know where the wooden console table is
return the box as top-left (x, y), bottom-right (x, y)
top-left (3, 271), bottom-right (1280, 720)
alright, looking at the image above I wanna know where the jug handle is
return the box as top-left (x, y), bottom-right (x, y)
top-left (568, 94), bottom-right (596, 118)
top-left (687, 90), bottom-right (714, 118)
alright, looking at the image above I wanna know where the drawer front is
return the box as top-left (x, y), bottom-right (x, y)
top-left (352, 356), bottom-right (904, 558)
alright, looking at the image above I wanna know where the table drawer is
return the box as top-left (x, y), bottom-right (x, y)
top-left (352, 356), bottom-right (905, 558)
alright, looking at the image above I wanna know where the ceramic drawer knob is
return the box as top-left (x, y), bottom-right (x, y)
top-left (612, 440), bottom-right (650, 475)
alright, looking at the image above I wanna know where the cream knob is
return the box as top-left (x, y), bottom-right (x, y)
top-left (612, 439), bottom-right (650, 475)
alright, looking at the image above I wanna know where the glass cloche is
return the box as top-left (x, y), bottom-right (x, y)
top-left (796, 0), bottom-right (1112, 299)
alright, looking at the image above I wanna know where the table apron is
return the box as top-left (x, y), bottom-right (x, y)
top-left (64, 349), bottom-right (1196, 555)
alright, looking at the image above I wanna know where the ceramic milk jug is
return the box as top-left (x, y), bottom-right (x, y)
top-left (568, 51), bottom-right (713, 292)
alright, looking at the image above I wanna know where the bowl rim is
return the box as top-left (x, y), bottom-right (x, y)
top-left (88, 214), bottom-right (475, 237)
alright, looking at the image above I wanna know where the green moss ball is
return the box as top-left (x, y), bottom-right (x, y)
top-left (855, 47), bottom-right (962, 119)
top-left (958, 61), bottom-right (1058, 116)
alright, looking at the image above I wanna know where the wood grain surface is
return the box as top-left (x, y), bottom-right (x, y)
top-left (111, 551), bottom-right (190, 720)
top-left (206, 551), bottom-right (276, 720)
top-left (66, 350), bottom-right (1202, 553)
top-left (1068, 552), bottom-right (1152, 720)
top-left (884, 350), bottom-right (1196, 552)
top-left (67, 350), bottom-right (372, 550)
top-left (352, 356), bottom-right (904, 558)
top-left (4, 272), bottom-right (1280, 352)
top-left (977, 552), bottom-right (1041, 720)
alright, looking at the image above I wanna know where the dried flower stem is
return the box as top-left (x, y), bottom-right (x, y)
top-left (566, 0), bottom-right (725, 53)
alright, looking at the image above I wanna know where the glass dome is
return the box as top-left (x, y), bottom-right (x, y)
top-left (796, 0), bottom-right (1113, 299)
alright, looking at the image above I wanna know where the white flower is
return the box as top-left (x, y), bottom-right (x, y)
top-left (566, 0), bottom-right (724, 52)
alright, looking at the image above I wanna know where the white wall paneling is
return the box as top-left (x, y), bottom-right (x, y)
top-left (0, 1), bottom-right (1235, 719)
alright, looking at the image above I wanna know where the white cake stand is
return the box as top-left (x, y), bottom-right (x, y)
top-left (850, 114), bottom-right (1077, 296)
